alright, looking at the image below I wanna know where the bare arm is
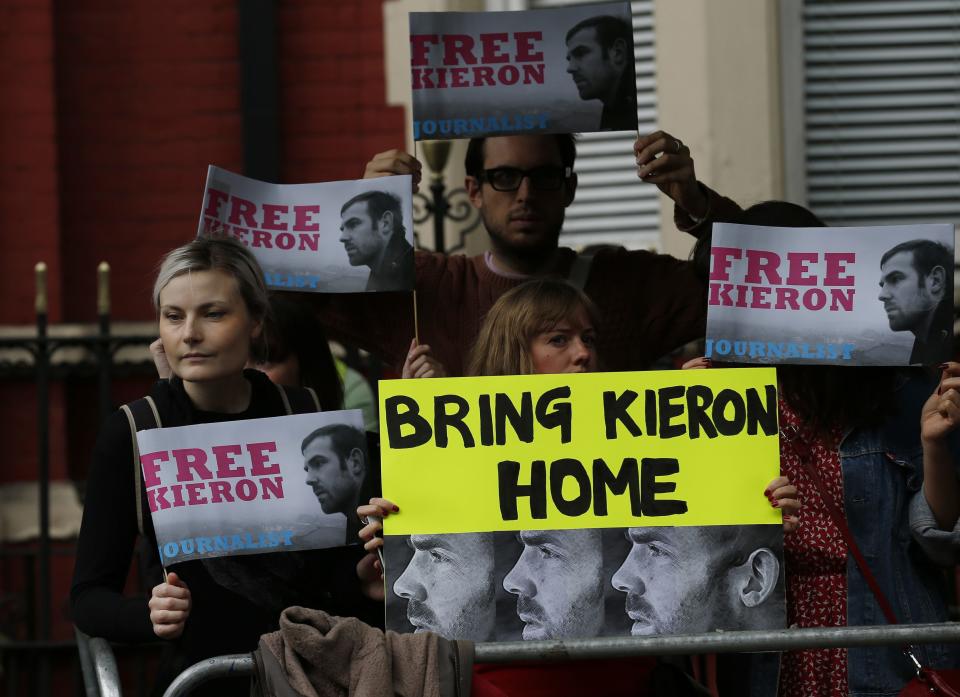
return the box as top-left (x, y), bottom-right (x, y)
top-left (920, 363), bottom-right (960, 530)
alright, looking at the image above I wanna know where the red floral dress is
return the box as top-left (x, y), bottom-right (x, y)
top-left (778, 402), bottom-right (849, 697)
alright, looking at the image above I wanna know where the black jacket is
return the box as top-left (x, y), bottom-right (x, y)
top-left (909, 298), bottom-right (954, 365)
top-left (71, 370), bottom-right (381, 695)
top-left (366, 233), bottom-right (414, 291)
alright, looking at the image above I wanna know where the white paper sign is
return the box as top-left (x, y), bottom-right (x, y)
top-left (706, 223), bottom-right (955, 366)
top-left (137, 410), bottom-right (368, 564)
top-left (198, 166), bottom-right (414, 293)
top-left (410, 2), bottom-right (638, 139)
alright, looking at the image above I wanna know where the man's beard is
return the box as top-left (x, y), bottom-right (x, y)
top-left (483, 209), bottom-right (563, 266)
top-left (405, 599), bottom-right (441, 633)
top-left (517, 587), bottom-right (602, 639)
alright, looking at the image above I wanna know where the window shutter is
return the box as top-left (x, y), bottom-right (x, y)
top-left (526, 0), bottom-right (659, 250)
top-left (802, 1), bottom-right (960, 226)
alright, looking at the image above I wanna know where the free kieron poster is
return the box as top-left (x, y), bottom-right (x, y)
top-left (409, 2), bottom-right (638, 140)
top-left (198, 166), bottom-right (414, 293)
top-left (706, 223), bottom-right (955, 366)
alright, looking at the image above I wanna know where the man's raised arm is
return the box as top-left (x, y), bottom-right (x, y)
top-left (633, 130), bottom-right (743, 237)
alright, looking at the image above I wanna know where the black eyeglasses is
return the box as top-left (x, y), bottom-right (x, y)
top-left (478, 166), bottom-right (573, 192)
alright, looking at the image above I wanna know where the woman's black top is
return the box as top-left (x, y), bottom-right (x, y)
top-left (71, 370), bottom-right (381, 691)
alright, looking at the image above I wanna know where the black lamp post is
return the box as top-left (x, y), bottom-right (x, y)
top-left (413, 140), bottom-right (482, 254)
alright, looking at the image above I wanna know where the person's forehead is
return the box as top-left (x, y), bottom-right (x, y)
top-left (303, 435), bottom-right (337, 460)
top-left (159, 269), bottom-right (241, 308)
top-left (482, 135), bottom-right (564, 169)
top-left (567, 27), bottom-right (599, 48)
top-left (544, 307), bottom-right (594, 334)
top-left (341, 200), bottom-right (370, 220)
top-left (882, 251), bottom-right (916, 273)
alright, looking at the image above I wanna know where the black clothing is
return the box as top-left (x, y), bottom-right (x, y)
top-left (71, 370), bottom-right (380, 695)
top-left (366, 233), bottom-right (414, 291)
top-left (345, 448), bottom-right (378, 544)
top-left (909, 298), bottom-right (954, 365)
top-left (599, 71), bottom-right (638, 132)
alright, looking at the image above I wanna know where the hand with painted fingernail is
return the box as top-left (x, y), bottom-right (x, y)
top-left (765, 476), bottom-right (801, 533)
top-left (355, 497), bottom-right (399, 600)
top-left (681, 356), bottom-right (711, 370)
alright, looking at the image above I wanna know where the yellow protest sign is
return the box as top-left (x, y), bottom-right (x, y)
top-left (379, 368), bottom-right (780, 535)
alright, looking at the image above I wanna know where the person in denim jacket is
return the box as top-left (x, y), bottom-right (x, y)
top-left (688, 201), bottom-right (960, 697)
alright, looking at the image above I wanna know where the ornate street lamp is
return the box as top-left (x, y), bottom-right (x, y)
top-left (413, 140), bottom-right (482, 254)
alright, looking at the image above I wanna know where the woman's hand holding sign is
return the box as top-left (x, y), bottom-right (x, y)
top-left (356, 497), bottom-right (399, 601)
top-left (765, 476), bottom-right (800, 533)
top-left (922, 362), bottom-right (960, 442)
top-left (149, 572), bottom-right (192, 639)
top-left (683, 355), bottom-right (801, 532)
top-left (920, 362), bottom-right (960, 530)
top-left (402, 339), bottom-right (447, 379)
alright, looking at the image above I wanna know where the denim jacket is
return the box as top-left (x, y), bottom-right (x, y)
top-left (744, 374), bottom-right (960, 697)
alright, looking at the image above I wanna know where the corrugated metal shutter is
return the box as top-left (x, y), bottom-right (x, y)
top-left (802, 0), bottom-right (960, 226)
top-left (526, 0), bottom-right (659, 250)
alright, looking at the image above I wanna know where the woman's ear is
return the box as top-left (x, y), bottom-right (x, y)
top-left (251, 318), bottom-right (263, 340)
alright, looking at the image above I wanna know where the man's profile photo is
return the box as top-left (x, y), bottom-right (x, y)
top-left (611, 526), bottom-right (784, 636)
top-left (301, 423), bottom-right (370, 544)
top-left (339, 190), bottom-right (414, 292)
top-left (390, 532), bottom-right (496, 641)
top-left (877, 239), bottom-right (953, 365)
top-left (502, 529), bottom-right (604, 640)
top-left (564, 15), bottom-right (637, 132)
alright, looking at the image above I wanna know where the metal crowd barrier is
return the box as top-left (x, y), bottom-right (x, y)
top-left (76, 627), bottom-right (122, 697)
top-left (135, 622), bottom-right (960, 697)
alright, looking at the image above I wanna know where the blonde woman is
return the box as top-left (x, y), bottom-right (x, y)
top-left (71, 237), bottom-right (374, 696)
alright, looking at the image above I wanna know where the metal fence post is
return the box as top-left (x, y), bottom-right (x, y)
top-left (98, 262), bottom-right (112, 423)
top-left (35, 261), bottom-right (51, 697)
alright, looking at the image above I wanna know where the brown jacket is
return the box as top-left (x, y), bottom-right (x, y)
top-left (252, 607), bottom-right (473, 697)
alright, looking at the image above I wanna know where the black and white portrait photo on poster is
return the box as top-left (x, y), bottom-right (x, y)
top-left (384, 532), bottom-right (498, 641)
top-left (136, 409), bottom-right (368, 566)
top-left (300, 421), bottom-right (377, 546)
top-left (409, 2), bottom-right (638, 140)
top-left (197, 165), bottom-right (414, 293)
top-left (706, 222), bottom-right (955, 366)
top-left (338, 190), bottom-right (414, 292)
top-left (611, 525), bottom-right (785, 636)
top-left (383, 525), bottom-right (784, 642)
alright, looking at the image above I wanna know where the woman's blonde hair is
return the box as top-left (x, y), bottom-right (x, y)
top-left (153, 236), bottom-right (270, 360)
top-left (466, 278), bottom-right (599, 376)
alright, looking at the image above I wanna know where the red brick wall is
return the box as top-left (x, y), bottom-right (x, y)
top-left (54, 0), bottom-right (245, 322)
top-left (278, 0), bottom-right (405, 184)
top-left (0, 0), bottom-right (63, 324)
top-left (0, 0), bottom-right (410, 324)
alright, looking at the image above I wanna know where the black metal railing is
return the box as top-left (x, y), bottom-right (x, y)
top-left (1, 263), bottom-right (157, 697)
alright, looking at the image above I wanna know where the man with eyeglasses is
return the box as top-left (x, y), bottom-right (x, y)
top-left (306, 132), bottom-right (741, 376)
